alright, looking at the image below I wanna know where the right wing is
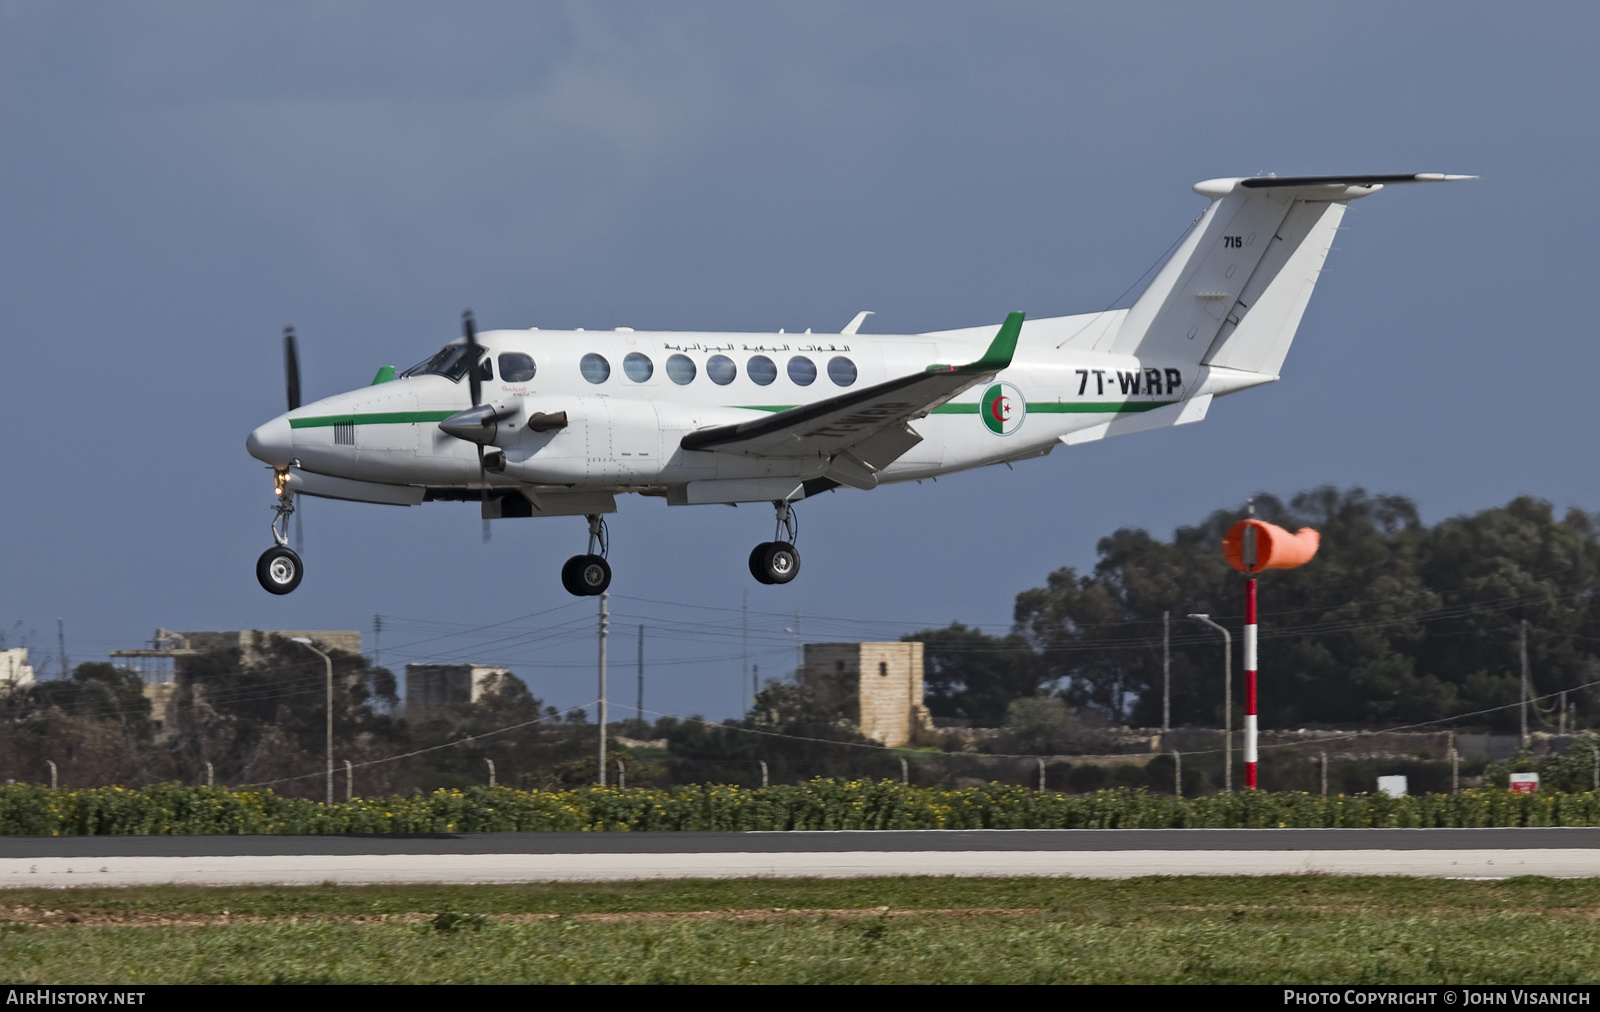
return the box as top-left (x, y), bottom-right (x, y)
top-left (680, 312), bottom-right (1023, 488)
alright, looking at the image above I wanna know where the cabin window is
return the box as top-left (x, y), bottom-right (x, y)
top-left (878, 661), bottom-right (888, 677)
top-left (746, 355), bottom-right (777, 386)
top-left (497, 353), bottom-right (536, 383)
top-left (787, 356), bottom-right (817, 386)
top-left (827, 356), bottom-right (857, 387)
top-left (666, 354), bottom-right (696, 385)
top-left (707, 354), bottom-right (737, 385)
top-left (580, 353), bottom-right (610, 384)
top-left (623, 352), bottom-right (653, 382)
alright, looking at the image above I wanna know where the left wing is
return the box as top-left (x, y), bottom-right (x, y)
top-left (680, 312), bottom-right (1022, 488)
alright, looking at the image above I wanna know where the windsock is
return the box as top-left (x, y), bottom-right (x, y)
top-left (1222, 519), bottom-right (1320, 573)
top-left (1219, 518), bottom-right (1319, 789)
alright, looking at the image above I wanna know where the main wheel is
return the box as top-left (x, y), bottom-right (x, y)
top-left (561, 554), bottom-right (611, 596)
top-left (748, 542), bottom-right (775, 584)
top-left (256, 546), bottom-right (303, 595)
top-left (759, 541), bottom-right (800, 585)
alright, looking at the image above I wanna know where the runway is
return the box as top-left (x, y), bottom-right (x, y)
top-left (2, 828), bottom-right (1598, 886)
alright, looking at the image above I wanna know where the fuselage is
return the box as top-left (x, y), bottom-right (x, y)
top-left (245, 311), bottom-right (1271, 502)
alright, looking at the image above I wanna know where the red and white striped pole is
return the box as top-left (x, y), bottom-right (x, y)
top-left (1244, 575), bottom-right (1259, 789)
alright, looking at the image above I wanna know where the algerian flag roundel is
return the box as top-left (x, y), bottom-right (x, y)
top-left (980, 382), bottom-right (1025, 436)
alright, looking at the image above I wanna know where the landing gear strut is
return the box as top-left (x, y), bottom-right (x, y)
top-left (257, 467), bottom-right (303, 595)
top-left (749, 499), bottom-right (800, 585)
top-left (561, 514), bottom-right (612, 596)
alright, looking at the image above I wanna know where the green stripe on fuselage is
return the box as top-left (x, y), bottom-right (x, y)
top-left (290, 401), bottom-right (1178, 428)
top-left (289, 410), bottom-right (456, 428)
top-left (933, 400), bottom-right (1176, 414)
top-left (735, 401), bottom-right (1177, 415)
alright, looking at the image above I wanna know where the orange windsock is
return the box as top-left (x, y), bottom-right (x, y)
top-left (1222, 519), bottom-right (1320, 574)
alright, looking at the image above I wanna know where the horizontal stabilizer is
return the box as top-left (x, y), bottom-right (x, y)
top-left (1239, 173), bottom-right (1477, 189)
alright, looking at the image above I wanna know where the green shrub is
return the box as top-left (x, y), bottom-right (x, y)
top-left (4, 780), bottom-right (1599, 835)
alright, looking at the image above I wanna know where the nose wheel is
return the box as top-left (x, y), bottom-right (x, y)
top-left (257, 467), bottom-right (304, 595)
top-left (749, 499), bottom-right (801, 585)
top-left (561, 514), bottom-right (612, 596)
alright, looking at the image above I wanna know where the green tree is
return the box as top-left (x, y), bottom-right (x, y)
top-left (902, 622), bottom-right (1044, 724)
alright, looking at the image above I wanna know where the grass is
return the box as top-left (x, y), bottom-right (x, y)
top-left (5, 876), bottom-right (1600, 984)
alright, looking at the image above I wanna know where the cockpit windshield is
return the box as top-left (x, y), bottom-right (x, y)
top-left (400, 344), bottom-right (481, 382)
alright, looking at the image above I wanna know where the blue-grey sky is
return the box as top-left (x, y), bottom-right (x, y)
top-left (1, 2), bottom-right (1594, 721)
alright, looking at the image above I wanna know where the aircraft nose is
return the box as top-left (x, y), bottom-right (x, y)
top-left (246, 415), bottom-right (294, 466)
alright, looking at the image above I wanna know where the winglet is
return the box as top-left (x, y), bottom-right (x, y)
top-left (925, 311), bottom-right (1025, 375)
top-left (971, 311), bottom-right (1024, 371)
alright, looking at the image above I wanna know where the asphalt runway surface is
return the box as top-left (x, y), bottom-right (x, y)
top-left (2, 829), bottom-right (1599, 885)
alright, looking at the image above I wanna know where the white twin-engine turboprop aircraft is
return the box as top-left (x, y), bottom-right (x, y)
top-left (246, 172), bottom-right (1470, 597)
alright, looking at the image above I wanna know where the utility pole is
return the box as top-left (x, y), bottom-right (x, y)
top-left (57, 619), bottom-right (68, 679)
top-left (636, 625), bottom-right (645, 724)
top-left (1520, 619), bottom-right (1530, 747)
top-left (1321, 752), bottom-right (1329, 797)
top-left (1172, 750), bottom-right (1182, 797)
top-left (291, 638), bottom-right (335, 806)
top-left (1188, 614), bottom-right (1232, 792)
top-left (795, 610), bottom-right (803, 676)
top-left (485, 758), bottom-right (495, 788)
top-left (373, 615), bottom-right (383, 669)
top-left (1162, 611), bottom-right (1171, 733)
top-left (598, 592), bottom-right (609, 786)
top-left (743, 590), bottom-right (750, 712)
top-left (345, 759), bottom-right (354, 801)
top-left (1560, 690), bottom-right (1568, 735)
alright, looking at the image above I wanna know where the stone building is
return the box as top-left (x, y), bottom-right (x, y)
top-left (0, 648), bottom-right (34, 688)
top-left (404, 663), bottom-right (513, 720)
top-left (802, 642), bottom-right (933, 747)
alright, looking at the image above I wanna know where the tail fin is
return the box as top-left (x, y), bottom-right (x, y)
top-left (1109, 174), bottom-right (1473, 374)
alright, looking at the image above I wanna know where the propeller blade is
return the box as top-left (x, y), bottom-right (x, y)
top-left (462, 309), bottom-right (489, 543)
top-left (283, 327), bottom-right (301, 411)
top-left (462, 309), bottom-right (481, 408)
top-left (477, 445), bottom-right (491, 544)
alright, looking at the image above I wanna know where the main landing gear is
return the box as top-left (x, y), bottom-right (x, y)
top-left (561, 514), bottom-right (612, 597)
top-left (749, 499), bottom-right (800, 585)
top-left (257, 467), bottom-right (303, 595)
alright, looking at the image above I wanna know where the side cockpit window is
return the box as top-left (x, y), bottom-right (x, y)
top-left (498, 352), bottom-right (536, 383)
top-left (400, 344), bottom-right (480, 382)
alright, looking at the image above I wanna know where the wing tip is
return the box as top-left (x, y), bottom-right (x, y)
top-left (970, 311), bottom-right (1025, 372)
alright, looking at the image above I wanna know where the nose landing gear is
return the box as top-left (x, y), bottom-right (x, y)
top-left (749, 499), bottom-right (801, 585)
top-left (257, 468), bottom-right (304, 595)
top-left (561, 514), bottom-right (612, 596)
